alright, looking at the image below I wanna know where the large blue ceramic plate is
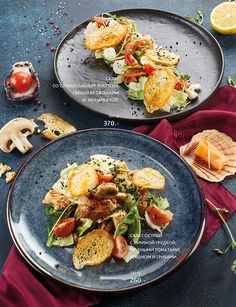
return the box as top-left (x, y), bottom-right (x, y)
top-left (7, 129), bottom-right (205, 293)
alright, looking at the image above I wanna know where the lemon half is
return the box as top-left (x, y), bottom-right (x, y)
top-left (210, 2), bottom-right (236, 35)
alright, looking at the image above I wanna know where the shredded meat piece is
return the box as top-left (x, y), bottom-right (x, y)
top-left (43, 189), bottom-right (71, 210)
top-left (75, 194), bottom-right (117, 219)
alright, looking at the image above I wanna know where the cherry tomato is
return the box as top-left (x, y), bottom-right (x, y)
top-left (124, 38), bottom-right (153, 53)
top-left (144, 64), bottom-right (155, 74)
top-left (97, 172), bottom-right (113, 183)
top-left (112, 235), bottom-right (128, 259)
top-left (146, 206), bottom-right (172, 225)
top-left (124, 52), bottom-right (139, 66)
top-left (8, 72), bottom-right (33, 93)
top-left (174, 79), bottom-right (184, 90)
top-left (53, 217), bottom-right (76, 237)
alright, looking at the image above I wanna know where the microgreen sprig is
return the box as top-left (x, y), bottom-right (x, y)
top-left (206, 198), bottom-right (236, 273)
top-left (227, 76), bottom-right (236, 88)
top-left (185, 11), bottom-right (204, 26)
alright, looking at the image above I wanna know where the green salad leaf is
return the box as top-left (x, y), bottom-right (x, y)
top-left (52, 234), bottom-right (74, 247)
top-left (77, 218), bottom-right (93, 237)
top-left (114, 203), bottom-right (141, 243)
top-left (227, 76), bottom-right (236, 88)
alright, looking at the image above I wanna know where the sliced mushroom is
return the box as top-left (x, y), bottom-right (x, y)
top-left (95, 183), bottom-right (119, 199)
top-left (0, 118), bottom-right (37, 154)
top-left (115, 192), bottom-right (127, 201)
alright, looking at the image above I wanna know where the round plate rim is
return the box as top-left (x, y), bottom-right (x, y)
top-left (54, 8), bottom-right (224, 122)
top-left (7, 128), bottom-right (206, 293)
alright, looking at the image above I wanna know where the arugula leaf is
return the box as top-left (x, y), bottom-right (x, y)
top-left (46, 231), bottom-right (56, 248)
top-left (185, 11), bottom-right (204, 26)
top-left (114, 204), bottom-right (141, 243)
top-left (77, 218), bottom-right (93, 237)
top-left (170, 66), bottom-right (191, 81)
top-left (52, 234), bottom-right (74, 247)
top-left (227, 76), bottom-right (236, 88)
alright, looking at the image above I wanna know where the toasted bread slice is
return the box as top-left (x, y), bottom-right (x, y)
top-left (144, 67), bottom-right (176, 113)
top-left (38, 113), bottom-right (76, 140)
top-left (132, 167), bottom-right (165, 190)
top-left (146, 49), bottom-right (180, 66)
top-left (72, 229), bottom-right (114, 269)
top-left (84, 24), bottom-right (128, 51)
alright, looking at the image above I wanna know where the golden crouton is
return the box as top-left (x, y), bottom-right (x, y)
top-left (144, 67), bottom-right (177, 113)
top-left (84, 24), bottom-right (128, 51)
top-left (132, 167), bottom-right (165, 190)
top-left (72, 229), bottom-right (114, 269)
top-left (146, 49), bottom-right (180, 66)
top-left (0, 163), bottom-right (11, 177)
top-left (5, 171), bottom-right (16, 183)
top-left (38, 113), bottom-right (76, 140)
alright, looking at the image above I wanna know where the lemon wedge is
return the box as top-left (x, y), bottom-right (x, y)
top-left (210, 2), bottom-right (236, 34)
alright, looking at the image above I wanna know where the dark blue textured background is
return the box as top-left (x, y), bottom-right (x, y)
top-left (0, 0), bottom-right (236, 306)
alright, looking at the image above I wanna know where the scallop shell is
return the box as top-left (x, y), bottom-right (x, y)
top-left (179, 129), bottom-right (236, 182)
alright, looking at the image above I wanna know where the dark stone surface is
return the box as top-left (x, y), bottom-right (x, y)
top-left (0, 0), bottom-right (236, 306)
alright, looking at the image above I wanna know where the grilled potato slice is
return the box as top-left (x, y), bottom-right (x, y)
top-left (84, 24), bottom-right (128, 51)
top-left (144, 67), bottom-right (176, 113)
top-left (68, 164), bottom-right (99, 197)
top-left (72, 229), bottom-right (114, 269)
top-left (132, 167), bottom-right (165, 190)
top-left (146, 49), bottom-right (180, 66)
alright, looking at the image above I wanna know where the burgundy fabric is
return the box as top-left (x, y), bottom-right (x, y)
top-left (0, 246), bottom-right (100, 307)
top-left (134, 85), bottom-right (236, 244)
top-left (0, 86), bottom-right (236, 306)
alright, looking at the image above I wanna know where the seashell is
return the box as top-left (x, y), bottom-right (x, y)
top-left (179, 129), bottom-right (236, 182)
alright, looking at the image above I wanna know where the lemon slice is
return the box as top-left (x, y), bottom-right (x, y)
top-left (210, 2), bottom-right (236, 34)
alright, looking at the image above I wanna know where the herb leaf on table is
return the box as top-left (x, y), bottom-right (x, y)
top-left (185, 11), bottom-right (204, 25)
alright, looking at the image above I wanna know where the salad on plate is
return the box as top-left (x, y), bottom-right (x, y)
top-left (43, 155), bottom-right (173, 269)
top-left (84, 13), bottom-right (201, 113)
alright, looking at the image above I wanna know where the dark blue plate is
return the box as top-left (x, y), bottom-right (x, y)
top-left (7, 129), bottom-right (205, 293)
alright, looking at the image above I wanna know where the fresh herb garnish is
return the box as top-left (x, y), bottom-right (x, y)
top-left (185, 11), bottom-right (204, 25)
top-left (227, 76), bottom-right (236, 88)
top-left (170, 66), bottom-right (191, 82)
top-left (206, 198), bottom-right (236, 273)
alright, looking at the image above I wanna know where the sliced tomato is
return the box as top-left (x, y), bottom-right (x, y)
top-left (8, 72), bottom-right (33, 93)
top-left (112, 235), bottom-right (128, 259)
top-left (53, 217), bottom-right (76, 237)
top-left (124, 52), bottom-right (138, 66)
top-left (97, 172), bottom-right (113, 183)
top-left (93, 16), bottom-right (111, 27)
top-left (144, 64), bottom-right (155, 74)
top-left (146, 206), bottom-right (172, 225)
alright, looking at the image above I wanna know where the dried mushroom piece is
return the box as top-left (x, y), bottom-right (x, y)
top-left (0, 118), bottom-right (37, 154)
top-left (180, 129), bottom-right (236, 182)
top-left (37, 113), bottom-right (77, 140)
top-left (0, 163), bottom-right (11, 177)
